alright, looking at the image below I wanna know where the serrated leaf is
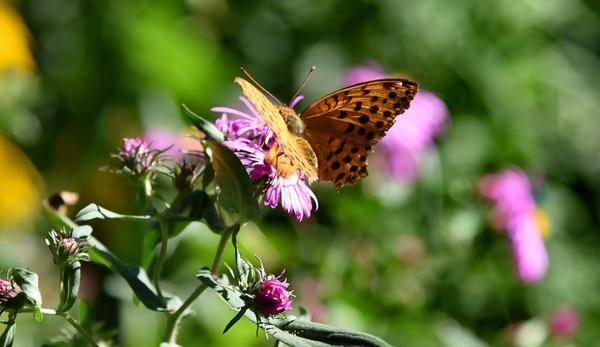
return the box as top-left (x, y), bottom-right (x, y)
top-left (182, 104), bottom-right (225, 143)
top-left (209, 141), bottom-right (259, 222)
top-left (57, 261), bottom-right (81, 312)
top-left (88, 236), bottom-right (180, 312)
top-left (75, 204), bottom-right (152, 222)
top-left (0, 321), bottom-right (15, 347)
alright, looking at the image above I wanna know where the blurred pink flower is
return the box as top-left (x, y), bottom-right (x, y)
top-left (255, 271), bottom-right (293, 316)
top-left (343, 61), bottom-right (388, 86)
top-left (549, 307), bottom-right (579, 338)
top-left (344, 62), bottom-right (448, 183)
top-left (144, 129), bottom-right (182, 159)
top-left (479, 168), bottom-right (549, 284)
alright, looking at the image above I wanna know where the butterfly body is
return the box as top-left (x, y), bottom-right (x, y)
top-left (234, 74), bottom-right (418, 187)
top-left (279, 107), bottom-right (305, 137)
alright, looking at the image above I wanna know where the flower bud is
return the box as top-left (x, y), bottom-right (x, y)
top-left (45, 229), bottom-right (89, 265)
top-left (254, 272), bottom-right (293, 316)
top-left (0, 279), bottom-right (21, 306)
top-left (117, 137), bottom-right (160, 176)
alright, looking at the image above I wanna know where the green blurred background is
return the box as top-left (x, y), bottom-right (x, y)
top-left (1, 0), bottom-right (600, 346)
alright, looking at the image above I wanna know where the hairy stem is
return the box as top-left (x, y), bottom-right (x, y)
top-left (163, 227), bottom-right (233, 344)
top-left (60, 312), bottom-right (99, 347)
top-left (21, 308), bottom-right (98, 347)
top-left (153, 218), bottom-right (169, 298)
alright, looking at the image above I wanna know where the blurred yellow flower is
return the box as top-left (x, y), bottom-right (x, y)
top-left (0, 136), bottom-right (42, 229)
top-left (0, 2), bottom-right (34, 73)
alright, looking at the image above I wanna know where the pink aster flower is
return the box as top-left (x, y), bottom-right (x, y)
top-left (255, 271), bottom-right (293, 316)
top-left (212, 97), bottom-right (318, 222)
top-left (549, 307), bottom-right (579, 338)
top-left (0, 278), bottom-right (21, 306)
top-left (344, 62), bottom-right (448, 183)
top-left (479, 168), bottom-right (549, 284)
top-left (119, 137), bottom-right (156, 173)
top-left (212, 97), bottom-right (269, 140)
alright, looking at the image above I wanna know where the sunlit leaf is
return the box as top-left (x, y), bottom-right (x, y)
top-left (88, 236), bottom-right (180, 312)
top-left (182, 104), bottom-right (225, 143)
top-left (57, 261), bottom-right (81, 313)
top-left (75, 204), bottom-right (152, 222)
top-left (10, 268), bottom-right (42, 309)
top-left (196, 270), bottom-right (392, 346)
top-left (0, 321), bottom-right (15, 347)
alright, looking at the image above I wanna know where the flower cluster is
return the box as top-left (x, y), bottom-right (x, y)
top-left (45, 228), bottom-right (90, 266)
top-left (479, 168), bottom-right (549, 284)
top-left (344, 63), bottom-right (448, 183)
top-left (0, 278), bottom-right (21, 306)
top-left (116, 137), bottom-right (161, 176)
top-left (254, 271), bottom-right (294, 316)
top-left (212, 97), bottom-right (317, 221)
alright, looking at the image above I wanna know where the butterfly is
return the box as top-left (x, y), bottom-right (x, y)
top-left (235, 67), bottom-right (418, 187)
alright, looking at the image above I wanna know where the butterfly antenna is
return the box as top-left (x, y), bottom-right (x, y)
top-left (289, 66), bottom-right (316, 105)
top-left (240, 67), bottom-right (283, 104)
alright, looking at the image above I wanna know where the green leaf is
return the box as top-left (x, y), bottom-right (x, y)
top-left (223, 307), bottom-right (248, 334)
top-left (182, 104), bottom-right (225, 143)
top-left (196, 270), bottom-right (393, 347)
top-left (43, 204), bottom-right (78, 230)
top-left (57, 261), bottom-right (81, 312)
top-left (209, 141), bottom-right (259, 222)
top-left (203, 202), bottom-right (228, 233)
top-left (276, 320), bottom-right (393, 347)
top-left (202, 159), bottom-right (215, 189)
top-left (45, 202), bottom-right (181, 312)
top-left (75, 203), bottom-right (152, 222)
top-left (71, 225), bottom-right (93, 239)
top-left (0, 321), bottom-right (15, 347)
top-left (231, 228), bottom-right (251, 287)
top-left (33, 306), bottom-right (43, 322)
top-left (88, 236), bottom-right (180, 312)
top-left (10, 268), bottom-right (42, 309)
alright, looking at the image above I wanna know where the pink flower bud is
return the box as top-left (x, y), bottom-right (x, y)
top-left (119, 137), bottom-right (156, 174)
top-left (0, 279), bottom-right (21, 305)
top-left (255, 273), bottom-right (293, 316)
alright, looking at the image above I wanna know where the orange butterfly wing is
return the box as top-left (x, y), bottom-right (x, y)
top-left (300, 78), bottom-right (418, 186)
top-left (234, 77), bottom-right (319, 182)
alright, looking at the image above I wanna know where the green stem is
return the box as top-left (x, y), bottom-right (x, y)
top-left (153, 218), bottom-right (169, 298)
top-left (20, 308), bottom-right (98, 347)
top-left (163, 227), bottom-right (233, 344)
top-left (60, 312), bottom-right (99, 347)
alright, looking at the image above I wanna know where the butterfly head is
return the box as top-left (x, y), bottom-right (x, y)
top-left (279, 106), bottom-right (305, 137)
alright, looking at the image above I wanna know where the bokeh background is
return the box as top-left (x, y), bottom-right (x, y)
top-left (1, 0), bottom-right (600, 346)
